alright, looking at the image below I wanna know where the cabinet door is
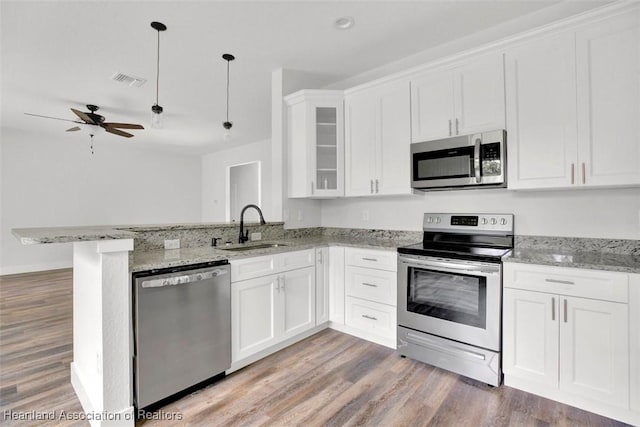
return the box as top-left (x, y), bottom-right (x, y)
top-left (345, 91), bottom-right (377, 196)
top-left (505, 32), bottom-right (578, 189)
top-left (559, 296), bottom-right (629, 407)
top-left (454, 52), bottom-right (505, 135)
top-left (315, 247), bottom-right (330, 325)
top-left (576, 11), bottom-right (640, 187)
top-left (375, 79), bottom-right (412, 195)
top-left (281, 267), bottom-right (316, 340)
top-left (410, 68), bottom-right (455, 142)
top-left (329, 246), bottom-right (346, 324)
top-left (231, 275), bottom-right (279, 362)
top-left (288, 101), bottom-right (314, 198)
top-left (503, 288), bottom-right (558, 387)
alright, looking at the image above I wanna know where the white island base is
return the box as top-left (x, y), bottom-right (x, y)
top-left (69, 239), bottom-right (135, 427)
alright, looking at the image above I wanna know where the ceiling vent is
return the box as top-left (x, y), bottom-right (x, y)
top-left (111, 72), bottom-right (147, 87)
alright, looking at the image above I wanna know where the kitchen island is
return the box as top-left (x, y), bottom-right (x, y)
top-left (12, 222), bottom-right (419, 427)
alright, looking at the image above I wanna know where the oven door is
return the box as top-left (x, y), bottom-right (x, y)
top-left (397, 254), bottom-right (501, 351)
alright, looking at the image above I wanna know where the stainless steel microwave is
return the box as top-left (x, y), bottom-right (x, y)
top-left (411, 129), bottom-right (506, 191)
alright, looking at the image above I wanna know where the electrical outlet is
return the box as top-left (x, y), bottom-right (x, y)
top-left (297, 210), bottom-right (304, 221)
top-left (362, 209), bottom-right (370, 221)
top-left (251, 232), bottom-right (262, 241)
top-left (164, 239), bottom-right (180, 249)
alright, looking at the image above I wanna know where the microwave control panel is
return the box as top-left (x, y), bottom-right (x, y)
top-left (480, 142), bottom-right (502, 176)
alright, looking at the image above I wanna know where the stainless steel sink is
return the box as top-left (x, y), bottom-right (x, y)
top-left (220, 243), bottom-right (289, 252)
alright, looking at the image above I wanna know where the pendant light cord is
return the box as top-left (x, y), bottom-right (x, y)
top-left (226, 58), bottom-right (230, 123)
top-left (156, 30), bottom-right (160, 106)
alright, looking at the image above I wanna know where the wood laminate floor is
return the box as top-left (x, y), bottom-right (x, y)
top-left (0, 269), bottom-right (629, 427)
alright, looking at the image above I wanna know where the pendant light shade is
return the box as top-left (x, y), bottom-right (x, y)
top-left (151, 21), bottom-right (167, 128)
top-left (222, 53), bottom-right (235, 137)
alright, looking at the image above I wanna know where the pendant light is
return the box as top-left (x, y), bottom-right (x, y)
top-left (151, 21), bottom-right (167, 128)
top-left (222, 53), bottom-right (235, 138)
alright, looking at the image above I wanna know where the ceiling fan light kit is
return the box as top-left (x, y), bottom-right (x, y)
top-left (151, 21), bottom-right (167, 129)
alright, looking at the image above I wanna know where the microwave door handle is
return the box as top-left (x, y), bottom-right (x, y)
top-left (474, 137), bottom-right (482, 183)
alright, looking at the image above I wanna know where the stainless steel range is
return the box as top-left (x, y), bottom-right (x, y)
top-left (396, 213), bottom-right (514, 386)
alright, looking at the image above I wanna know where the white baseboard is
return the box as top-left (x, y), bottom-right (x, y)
top-left (70, 362), bottom-right (135, 427)
top-left (329, 321), bottom-right (396, 349)
top-left (504, 375), bottom-right (640, 426)
top-left (0, 261), bottom-right (72, 276)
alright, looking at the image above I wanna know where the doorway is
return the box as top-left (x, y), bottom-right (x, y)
top-left (227, 161), bottom-right (261, 222)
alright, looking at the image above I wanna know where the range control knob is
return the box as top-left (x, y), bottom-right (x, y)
top-left (481, 218), bottom-right (488, 225)
top-left (500, 218), bottom-right (507, 225)
top-left (490, 218), bottom-right (497, 225)
top-left (426, 217), bottom-right (433, 223)
top-left (435, 217), bottom-right (441, 224)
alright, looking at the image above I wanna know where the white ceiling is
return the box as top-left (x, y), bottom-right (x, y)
top-left (1, 0), bottom-right (610, 154)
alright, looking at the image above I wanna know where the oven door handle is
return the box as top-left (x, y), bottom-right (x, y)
top-left (401, 332), bottom-right (486, 361)
top-left (399, 258), bottom-right (499, 275)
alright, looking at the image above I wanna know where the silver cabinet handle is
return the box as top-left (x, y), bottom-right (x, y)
top-left (375, 179), bottom-right (379, 193)
top-left (564, 299), bottom-right (568, 323)
top-left (474, 137), bottom-right (481, 183)
top-left (318, 250), bottom-right (323, 265)
top-left (571, 163), bottom-right (575, 185)
top-left (370, 179), bottom-right (373, 194)
top-left (551, 297), bottom-right (555, 321)
top-left (582, 162), bottom-right (586, 184)
top-left (545, 278), bottom-right (574, 285)
top-left (448, 119), bottom-right (452, 136)
top-left (455, 118), bottom-right (459, 135)
top-left (362, 314), bottom-right (377, 321)
top-left (311, 181), bottom-right (315, 195)
top-left (362, 257), bottom-right (377, 262)
top-left (281, 276), bottom-right (286, 292)
top-left (361, 282), bottom-right (377, 288)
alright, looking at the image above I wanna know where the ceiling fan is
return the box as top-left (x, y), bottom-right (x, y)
top-left (25, 104), bottom-right (144, 138)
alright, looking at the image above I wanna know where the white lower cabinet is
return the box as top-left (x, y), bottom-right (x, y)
top-left (503, 262), bottom-right (635, 424)
top-left (315, 247), bottom-right (330, 325)
top-left (232, 275), bottom-right (279, 361)
top-left (342, 247), bottom-right (397, 348)
top-left (231, 250), bottom-right (316, 365)
top-left (281, 267), bottom-right (316, 340)
top-left (328, 246), bottom-right (345, 324)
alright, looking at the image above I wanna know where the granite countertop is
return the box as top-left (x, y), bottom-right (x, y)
top-left (12, 222), bottom-right (283, 245)
top-left (503, 247), bottom-right (640, 274)
top-left (131, 235), bottom-right (417, 272)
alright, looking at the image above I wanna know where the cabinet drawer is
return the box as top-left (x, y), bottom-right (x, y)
top-left (231, 255), bottom-right (277, 282)
top-left (346, 247), bottom-right (397, 272)
top-left (346, 296), bottom-right (396, 339)
top-left (346, 266), bottom-right (396, 306)
top-left (504, 262), bottom-right (628, 303)
top-left (279, 249), bottom-right (315, 272)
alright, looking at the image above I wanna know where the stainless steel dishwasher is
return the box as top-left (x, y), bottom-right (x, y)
top-left (132, 260), bottom-right (231, 410)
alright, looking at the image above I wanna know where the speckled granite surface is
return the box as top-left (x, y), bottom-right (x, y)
top-left (504, 235), bottom-right (640, 274)
top-left (131, 233), bottom-right (421, 272)
top-left (12, 225), bottom-right (137, 244)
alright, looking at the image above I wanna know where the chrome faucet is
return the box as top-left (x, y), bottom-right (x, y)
top-left (238, 204), bottom-right (266, 243)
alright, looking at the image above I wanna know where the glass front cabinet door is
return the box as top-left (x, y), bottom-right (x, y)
top-left (285, 90), bottom-right (344, 198)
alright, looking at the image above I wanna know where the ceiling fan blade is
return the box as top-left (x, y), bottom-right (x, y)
top-left (103, 122), bottom-right (144, 130)
top-left (24, 112), bottom-right (82, 124)
top-left (104, 127), bottom-right (134, 138)
top-left (71, 108), bottom-right (96, 124)
top-left (66, 126), bottom-right (81, 132)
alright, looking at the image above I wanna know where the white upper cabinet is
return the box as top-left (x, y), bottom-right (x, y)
top-left (505, 32), bottom-right (578, 189)
top-left (410, 52), bottom-right (505, 143)
top-left (285, 90), bottom-right (344, 198)
top-left (507, 9), bottom-right (640, 190)
top-left (345, 78), bottom-right (412, 197)
top-left (576, 11), bottom-right (640, 187)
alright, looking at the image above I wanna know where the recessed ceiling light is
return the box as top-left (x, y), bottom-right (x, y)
top-left (334, 16), bottom-right (355, 30)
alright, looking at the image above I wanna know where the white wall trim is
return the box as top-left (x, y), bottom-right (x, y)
top-left (0, 261), bottom-right (72, 276)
